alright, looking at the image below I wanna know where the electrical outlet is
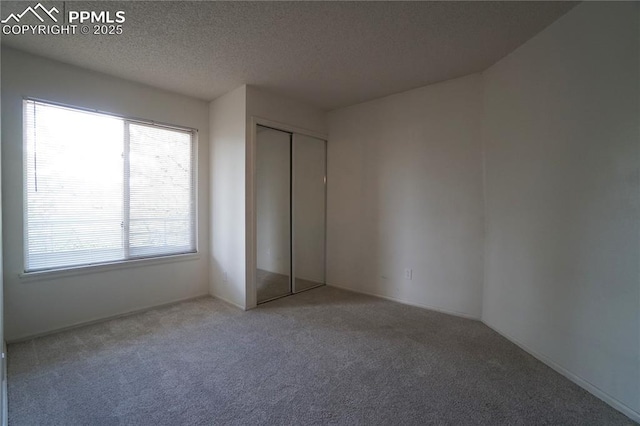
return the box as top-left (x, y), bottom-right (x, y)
top-left (223, 271), bottom-right (228, 283)
top-left (404, 268), bottom-right (412, 280)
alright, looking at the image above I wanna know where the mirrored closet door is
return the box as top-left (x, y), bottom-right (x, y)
top-left (292, 134), bottom-right (326, 293)
top-left (256, 126), bottom-right (326, 304)
top-left (256, 126), bottom-right (292, 303)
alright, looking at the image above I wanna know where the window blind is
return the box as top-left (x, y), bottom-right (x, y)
top-left (24, 100), bottom-right (196, 272)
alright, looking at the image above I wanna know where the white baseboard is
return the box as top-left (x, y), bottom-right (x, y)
top-left (7, 293), bottom-right (211, 343)
top-left (482, 320), bottom-right (640, 424)
top-left (326, 282), bottom-right (481, 321)
top-left (211, 294), bottom-right (246, 311)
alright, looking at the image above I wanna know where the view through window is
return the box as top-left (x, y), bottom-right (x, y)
top-left (24, 99), bottom-right (196, 272)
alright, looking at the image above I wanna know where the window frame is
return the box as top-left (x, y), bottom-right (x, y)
top-left (21, 97), bottom-right (199, 276)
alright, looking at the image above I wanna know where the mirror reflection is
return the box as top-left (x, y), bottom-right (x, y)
top-left (256, 126), bottom-right (326, 304)
top-left (256, 126), bottom-right (291, 303)
top-left (293, 135), bottom-right (326, 292)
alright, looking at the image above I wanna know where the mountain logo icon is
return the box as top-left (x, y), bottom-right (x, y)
top-left (1, 3), bottom-right (59, 24)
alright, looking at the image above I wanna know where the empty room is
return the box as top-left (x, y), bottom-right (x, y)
top-left (0, 1), bottom-right (638, 424)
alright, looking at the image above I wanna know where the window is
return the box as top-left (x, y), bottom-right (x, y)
top-left (23, 99), bottom-right (197, 272)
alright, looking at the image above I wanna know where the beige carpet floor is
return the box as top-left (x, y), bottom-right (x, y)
top-left (8, 286), bottom-right (636, 425)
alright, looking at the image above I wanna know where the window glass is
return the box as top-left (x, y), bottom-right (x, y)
top-left (23, 100), bottom-right (196, 272)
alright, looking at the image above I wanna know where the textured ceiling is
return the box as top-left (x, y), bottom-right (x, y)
top-left (1, 1), bottom-right (577, 110)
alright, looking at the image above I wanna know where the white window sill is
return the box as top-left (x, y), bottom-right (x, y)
top-left (19, 252), bottom-right (201, 282)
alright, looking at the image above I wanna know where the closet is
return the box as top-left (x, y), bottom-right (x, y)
top-left (255, 125), bottom-right (326, 303)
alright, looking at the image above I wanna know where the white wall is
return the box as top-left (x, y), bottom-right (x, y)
top-left (246, 86), bottom-right (327, 136)
top-left (0, 51), bottom-right (5, 421)
top-left (1, 47), bottom-right (210, 341)
top-left (327, 74), bottom-right (485, 319)
top-left (209, 85), bottom-right (247, 309)
top-left (482, 2), bottom-right (639, 419)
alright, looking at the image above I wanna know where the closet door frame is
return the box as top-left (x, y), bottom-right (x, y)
top-left (247, 116), bottom-right (327, 309)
